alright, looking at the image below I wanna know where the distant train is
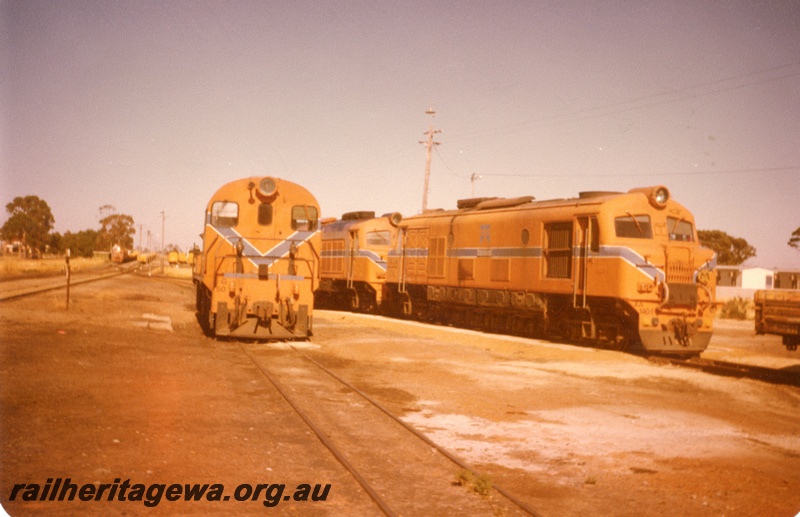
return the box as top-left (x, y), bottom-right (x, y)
top-left (193, 176), bottom-right (321, 339)
top-left (318, 186), bottom-right (717, 355)
top-left (136, 252), bottom-right (156, 264)
top-left (754, 290), bottom-right (800, 351)
top-left (168, 250), bottom-right (197, 266)
top-left (111, 244), bottom-right (129, 263)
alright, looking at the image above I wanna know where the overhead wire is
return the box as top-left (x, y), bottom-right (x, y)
top-left (480, 166), bottom-right (800, 178)
top-left (446, 60), bottom-right (800, 143)
top-left (432, 60), bottom-right (800, 179)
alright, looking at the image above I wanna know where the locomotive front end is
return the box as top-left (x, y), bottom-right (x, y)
top-left (317, 211), bottom-right (402, 312)
top-left (613, 187), bottom-right (717, 354)
top-left (194, 176), bottom-right (321, 340)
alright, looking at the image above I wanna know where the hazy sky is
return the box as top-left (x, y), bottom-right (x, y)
top-left (2, 0), bottom-right (799, 268)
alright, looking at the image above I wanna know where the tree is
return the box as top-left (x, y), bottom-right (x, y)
top-left (97, 213), bottom-right (136, 251)
top-left (47, 232), bottom-right (64, 254)
top-left (62, 230), bottom-right (99, 258)
top-left (698, 230), bottom-right (756, 265)
top-left (0, 196), bottom-right (55, 258)
top-left (789, 227), bottom-right (800, 251)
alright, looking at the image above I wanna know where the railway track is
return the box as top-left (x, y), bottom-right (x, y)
top-left (131, 268), bottom-right (195, 290)
top-left (0, 263), bottom-right (195, 302)
top-left (238, 341), bottom-right (540, 517)
top-left (4, 268), bottom-right (795, 394)
top-left (0, 266), bottom-right (132, 302)
top-left (646, 355), bottom-right (800, 388)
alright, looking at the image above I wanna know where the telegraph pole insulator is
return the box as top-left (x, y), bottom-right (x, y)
top-left (470, 173), bottom-right (483, 197)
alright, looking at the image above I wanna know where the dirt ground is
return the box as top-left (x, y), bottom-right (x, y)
top-left (1, 274), bottom-right (799, 516)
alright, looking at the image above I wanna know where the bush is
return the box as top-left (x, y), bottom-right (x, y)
top-left (455, 469), bottom-right (492, 497)
top-left (718, 297), bottom-right (753, 320)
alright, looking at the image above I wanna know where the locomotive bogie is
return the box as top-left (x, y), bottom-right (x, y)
top-left (193, 176), bottom-right (321, 340)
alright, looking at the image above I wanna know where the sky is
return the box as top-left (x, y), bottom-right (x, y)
top-left (2, 0), bottom-right (799, 268)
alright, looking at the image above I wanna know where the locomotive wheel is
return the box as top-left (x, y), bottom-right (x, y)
top-left (349, 289), bottom-right (359, 311)
top-left (608, 336), bottom-right (629, 352)
top-left (196, 284), bottom-right (215, 337)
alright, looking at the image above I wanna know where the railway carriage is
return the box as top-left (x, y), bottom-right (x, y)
top-left (316, 211), bottom-right (402, 312)
top-left (193, 176), bottom-right (321, 339)
top-left (754, 289), bottom-right (800, 351)
top-left (383, 186), bottom-right (717, 355)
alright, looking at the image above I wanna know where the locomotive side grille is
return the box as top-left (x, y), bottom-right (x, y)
top-left (667, 260), bottom-right (693, 284)
top-left (490, 258), bottom-right (510, 282)
top-left (321, 240), bottom-right (345, 274)
top-left (427, 237), bottom-right (446, 278)
top-left (544, 222), bottom-right (573, 279)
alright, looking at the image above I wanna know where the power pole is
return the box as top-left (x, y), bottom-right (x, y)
top-left (160, 211), bottom-right (165, 252)
top-left (419, 108), bottom-right (441, 212)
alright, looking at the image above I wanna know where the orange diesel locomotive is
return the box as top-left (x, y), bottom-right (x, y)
top-left (380, 186), bottom-right (716, 355)
top-left (193, 176), bottom-right (321, 339)
top-left (316, 211), bottom-right (402, 312)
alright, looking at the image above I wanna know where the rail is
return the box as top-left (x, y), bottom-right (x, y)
top-left (238, 342), bottom-right (542, 517)
top-left (0, 265), bottom-right (134, 302)
top-left (646, 356), bottom-right (800, 388)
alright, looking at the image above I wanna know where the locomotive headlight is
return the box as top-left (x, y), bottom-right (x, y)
top-left (628, 185), bottom-right (671, 208)
top-left (652, 186), bottom-right (669, 208)
top-left (258, 177), bottom-right (278, 198)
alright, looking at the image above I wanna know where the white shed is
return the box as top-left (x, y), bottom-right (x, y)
top-left (740, 267), bottom-right (774, 289)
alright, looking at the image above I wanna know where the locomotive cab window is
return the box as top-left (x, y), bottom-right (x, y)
top-left (615, 214), bottom-right (653, 239)
top-left (291, 205), bottom-right (319, 231)
top-left (210, 201), bottom-right (238, 228)
top-left (366, 230), bottom-right (391, 247)
top-left (667, 217), bottom-right (694, 242)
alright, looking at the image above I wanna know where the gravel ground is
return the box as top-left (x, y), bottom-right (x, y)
top-left (1, 275), bottom-right (799, 516)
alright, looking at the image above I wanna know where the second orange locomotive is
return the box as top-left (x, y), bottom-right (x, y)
top-left (319, 185), bottom-right (717, 355)
top-left (316, 211), bottom-right (402, 312)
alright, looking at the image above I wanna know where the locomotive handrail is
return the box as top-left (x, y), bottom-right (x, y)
top-left (204, 235), bottom-right (219, 268)
top-left (658, 282), bottom-right (670, 310)
top-left (399, 228), bottom-right (408, 294)
top-left (696, 283), bottom-right (713, 313)
top-left (214, 253), bottom-right (317, 275)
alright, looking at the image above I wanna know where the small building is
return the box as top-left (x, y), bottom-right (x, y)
top-left (716, 267), bottom-right (740, 287)
top-left (715, 266), bottom-right (773, 289)
top-left (1, 240), bottom-right (23, 255)
top-left (716, 266), bottom-right (800, 300)
top-left (774, 270), bottom-right (800, 290)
